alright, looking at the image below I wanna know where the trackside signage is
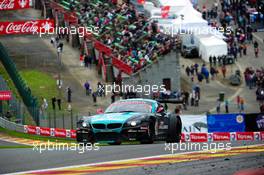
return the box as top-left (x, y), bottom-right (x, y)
top-left (236, 132), bottom-right (254, 141)
top-left (0, 19), bottom-right (54, 35)
top-left (190, 133), bottom-right (208, 142)
top-left (0, 91), bottom-right (11, 100)
top-left (23, 125), bottom-right (264, 142)
top-left (212, 132), bottom-right (230, 141)
top-left (0, 0), bottom-right (30, 11)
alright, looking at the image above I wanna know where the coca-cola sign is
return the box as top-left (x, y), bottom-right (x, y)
top-left (0, 19), bottom-right (54, 35)
top-left (0, 0), bottom-right (30, 10)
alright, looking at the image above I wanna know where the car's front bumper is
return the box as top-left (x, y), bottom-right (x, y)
top-left (76, 126), bottom-right (149, 143)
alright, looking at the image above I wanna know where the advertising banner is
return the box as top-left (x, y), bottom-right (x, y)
top-left (245, 113), bottom-right (264, 131)
top-left (261, 131), bottom-right (264, 140)
top-left (189, 133), bottom-right (208, 142)
top-left (0, 19), bottom-right (54, 35)
top-left (112, 57), bottom-right (133, 75)
top-left (181, 115), bottom-right (208, 133)
top-left (94, 41), bottom-right (112, 56)
top-left (210, 132), bottom-right (231, 142)
top-left (236, 132), bottom-right (254, 141)
top-left (39, 127), bottom-right (51, 136)
top-left (70, 129), bottom-right (76, 139)
top-left (24, 125), bottom-right (37, 134)
top-left (207, 114), bottom-right (245, 132)
top-left (54, 128), bottom-right (66, 138)
top-left (0, 91), bottom-right (11, 100)
top-left (0, 0), bottom-right (30, 11)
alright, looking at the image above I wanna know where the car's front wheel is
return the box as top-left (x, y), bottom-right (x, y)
top-left (140, 121), bottom-right (155, 144)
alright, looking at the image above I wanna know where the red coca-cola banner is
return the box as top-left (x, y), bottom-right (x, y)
top-left (0, 19), bottom-right (55, 35)
top-left (190, 133), bottom-right (208, 142)
top-left (212, 132), bottom-right (231, 141)
top-left (70, 130), bottom-right (76, 139)
top-left (0, 0), bottom-right (30, 11)
top-left (54, 128), bottom-right (67, 138)
top-left (24, 125), bottom-right (37, 135)
top-left (236, 132), bottom-right (254, 141)
top-left (0, 91), bottom-right (11, 100)
top-left (39, 127), bottom-right (51, 136)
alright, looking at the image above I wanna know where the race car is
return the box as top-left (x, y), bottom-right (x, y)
top-left (76, 98), bottom-right (182, 145)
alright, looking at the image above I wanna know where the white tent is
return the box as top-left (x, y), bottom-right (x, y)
top-left (197, 36), bottom-right (228, 62)
top-left (158, 0), bottom-right (193, 11)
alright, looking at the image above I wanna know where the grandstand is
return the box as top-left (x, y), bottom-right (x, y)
top-left (43, 0), bottom-right (181, 92)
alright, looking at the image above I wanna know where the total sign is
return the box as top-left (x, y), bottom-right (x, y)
top-left (0, 0), bottom-right (30, 10)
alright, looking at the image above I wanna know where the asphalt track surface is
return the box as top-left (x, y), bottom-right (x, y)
top-left (0, 141), bottom-right (263, 174)
top-left (95, 152), bottom-right (264, 175)
top-left (0, 140), bottom-right (22, 146)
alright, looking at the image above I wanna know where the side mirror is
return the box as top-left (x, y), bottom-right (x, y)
top-left (96, 108), bottom-right (104, 114)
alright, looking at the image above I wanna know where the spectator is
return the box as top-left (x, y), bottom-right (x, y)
top-left (92, 92), bottom-right (97, 106)
top-left (254, 41), bottom-right (259, 58)
top-left (67, 87), bottom-right (72, 103)
top-left (84, 81), bottom-right (91, 96)
top-left (240, 97), bottom-right (245, 113)
top-left (225, 99), bottom-right (229, 113)
top-left (57, 98), bottom-right (61, 110)
top-left (221, 65), bottom-right (227, 78)
top-left (51, 96), bottom-right (56, 110)
top-left (236, 95), bottom-right (241, 109)
top-left (260, 103), bottom-right (264, 113)
top-left (216, 98), bottom-right (221, 114)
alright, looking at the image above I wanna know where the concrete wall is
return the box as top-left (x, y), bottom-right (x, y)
top-left (122, 50), bottom-right (181, 97)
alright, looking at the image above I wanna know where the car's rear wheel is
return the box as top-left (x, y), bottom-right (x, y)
top-left (140, 121), bottom-right (154, 144)
top-left (166, 114), bottom-right (182, 143)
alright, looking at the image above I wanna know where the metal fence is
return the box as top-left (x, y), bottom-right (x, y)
top-left (0, 43), bottom-right (40, 125)
top-left (39, 109), bottom-right (84, 129)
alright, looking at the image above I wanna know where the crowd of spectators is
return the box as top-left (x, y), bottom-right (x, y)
top-left (67, 0), bottom-right (176, 73)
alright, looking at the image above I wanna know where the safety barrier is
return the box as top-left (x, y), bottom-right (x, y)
top-left (0, 117), bottom-right (24, 133)
top-left (0, 43), bottom-right (40, 125)
top-left (24, 125), bottom-right (76, 139)
top-left (23, 124), bottom-right (264, 142)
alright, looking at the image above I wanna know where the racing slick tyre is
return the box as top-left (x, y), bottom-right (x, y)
top-left (140, 121), bottom-right (155, 144)
top-left (166, 114), bottom-right (182, 143)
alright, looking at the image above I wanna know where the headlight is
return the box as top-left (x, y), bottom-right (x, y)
top-left (82, 122), bottom-right (87, 127)
top-left (130, 121), bottom-right (137, 126)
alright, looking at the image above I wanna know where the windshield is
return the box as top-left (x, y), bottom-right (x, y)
top-left (105, 101), bottom-right (153, 113)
